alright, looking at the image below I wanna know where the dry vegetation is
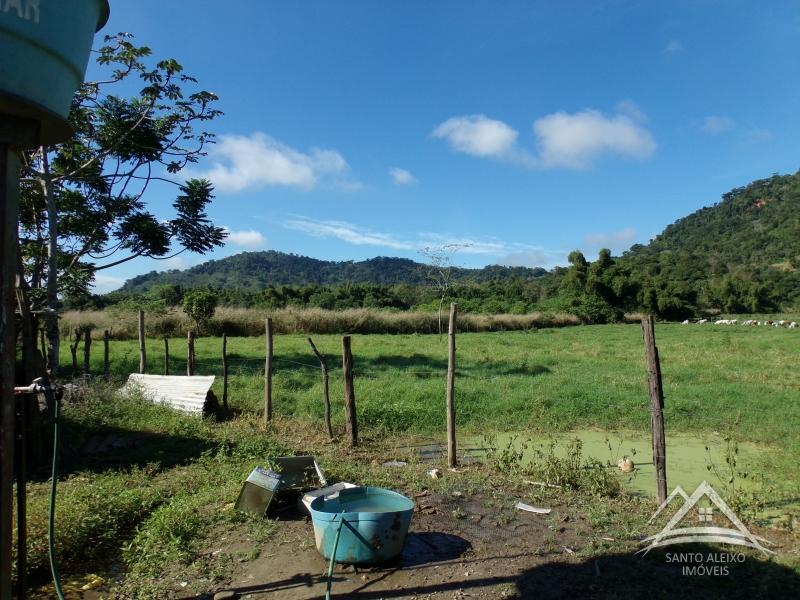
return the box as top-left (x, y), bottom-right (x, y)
top-left (60, 307), bottom-right (585, 339)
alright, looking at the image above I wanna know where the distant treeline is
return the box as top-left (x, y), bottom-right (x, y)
top-left (71, 246), bottom-right (797, 324)
top-left (70, 171), bottom-right (800, 322)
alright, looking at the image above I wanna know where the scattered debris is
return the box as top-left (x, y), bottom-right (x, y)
top-left (299, 482), bottom-right (359, 514)
top-left (123, 374), bottom-right (218, 414)
top-left (563, 546), bottom-right (575, 554)
top-left (515, 501), bottom-right (551, 515)
top-left (235, 456), bottom-right (327, 516)
top-left (382, 460), bottom-right (408, 467)
top-left (80, 575), bottom-right (104, 591)
top-left (418, 505), bottom-right (440, 515)
top-left (235, 467), bottom-right (282, 516)
top-left (524, 480), bottom-right (562, 489)
top-left (428, 468), bottom-right (443, 479)
top-left (601, 536), bottom-right (615, 542)
top-left (617, 457), bottom-right (635, 472)
top-left (213, 591), bottom-right (238, 600)
top-left (413, 490), bottom-right (430, 498)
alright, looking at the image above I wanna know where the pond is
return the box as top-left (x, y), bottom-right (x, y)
top-left (402, 429), bottom-right (794, 518)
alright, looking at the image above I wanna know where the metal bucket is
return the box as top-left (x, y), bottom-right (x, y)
top-left (0, 0), bottom-right (110, 143)
top-left (309, 487), bottom-right (414, 564)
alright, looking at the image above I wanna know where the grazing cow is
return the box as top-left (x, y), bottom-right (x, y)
top-left (698, 319), bottom-right (708, 324)
top-left (789, 322), bottom-right (798, 329)
top-left (681, 319), bottom-right (690, 325)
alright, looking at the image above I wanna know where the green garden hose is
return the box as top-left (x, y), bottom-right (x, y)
top-left (325, 515), bottom-right (346, 600)
top-left (48, 386), bottom-right (65, 600)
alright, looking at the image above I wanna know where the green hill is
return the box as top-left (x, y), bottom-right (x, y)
top-left (116, 171), bottom-right (800, 315)
top-left (620, 171), bottom-right (800, 313)
top-left (120, 251), bottom-right (548, 293)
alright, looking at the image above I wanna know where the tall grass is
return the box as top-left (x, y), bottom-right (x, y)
top-left (61, 306), bottom-right (582, 339)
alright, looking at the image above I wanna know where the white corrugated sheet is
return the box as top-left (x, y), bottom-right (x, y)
top-left (123, 374), bottom-right (216, 414)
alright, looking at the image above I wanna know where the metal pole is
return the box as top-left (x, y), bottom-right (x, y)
top-left (1, 117), bottom-right (38, 600)
top-left (1, 141), bottom-right (19, 600)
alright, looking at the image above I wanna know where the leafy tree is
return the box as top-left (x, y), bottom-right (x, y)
top-left (18, 33), bottom-right (226, 374)
top-left (182, 289), bottom-right (218, 332)
top-left (150, 284), bottom-right (184, 306)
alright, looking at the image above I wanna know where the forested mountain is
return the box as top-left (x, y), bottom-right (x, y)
top-left (619, 171), bottom-right (800, 314)
top-left (121, 251), bottom-right (548, 293)
top-left (107, 171), bottom-right (800, 318)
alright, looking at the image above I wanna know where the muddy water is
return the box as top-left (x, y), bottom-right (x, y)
top-left (406, 429), bottom-right (792, 513)
top-left (466, 429), bottom-right (767, 498)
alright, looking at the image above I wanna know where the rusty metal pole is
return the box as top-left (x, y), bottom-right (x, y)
top-left (1, 119), bottom-right (38, 600)
top-left (0, 141), bottom-right (19, 600)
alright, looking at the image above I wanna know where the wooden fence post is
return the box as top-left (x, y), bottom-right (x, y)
top-left (308, 337), bottom-right (333, 440)
top-left (103, 330), bottom-right (110, 380)
top-left (222, 332), bottom-right (229, 411)
top-left (446, 303), bottom-right (457, 468)
top-left (264, 318), bottom-right (273, 424)
top-left (83, 329), bottom-right (91, 375)
top-left (70, 329), bottom-right (79, 373)
top-left (342, 335), bottom-right (358, 447)
top-left (187, 330), bottom-right (195, 376)
top-left (138, 310), bottom-right (146, 374)
top-left (39, 329), bottom-right (47, 367)
top-left (163, 338), bottom-right (169, 376)
top-left (642, 315), bottom-right (667, 504)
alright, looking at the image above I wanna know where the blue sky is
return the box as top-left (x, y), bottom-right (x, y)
top-left (92, 1), bottom-right (800, 292)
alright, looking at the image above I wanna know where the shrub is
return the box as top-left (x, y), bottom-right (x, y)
top-left (182, 290), bottom-right (218, 332)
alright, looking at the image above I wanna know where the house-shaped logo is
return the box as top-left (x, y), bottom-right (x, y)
top-left (639, 481), bottom-right (773, 556)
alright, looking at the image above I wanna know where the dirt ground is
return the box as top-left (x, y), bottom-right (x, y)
top-left (207, 489), bottom-right (585, 599)
top-left (199, 488), bottom-right (800, 600)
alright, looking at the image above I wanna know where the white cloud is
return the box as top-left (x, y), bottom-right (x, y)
top-left (663, 39), bottom-right (683, 54)
top-left (91, 274), bottom-right (126, 294)
top-left (434, 105), bottom-right (655, 170)
top-left (431, 115), bottom-right (519, 158)
top-left (584, 227), bottom-right (637, 248)
top-left (284, 218), bottom-right (416, 250)
top-left (284, 217), bottom-right (546, 258)
top-left (615, 100), bottom-right (647, 123)
top-left (497, 250), bottom-right (555, 269)
top-left (417, 233), bottom-right (507, 255)
top-left (224, 228), bottom-right (266, 248)
top-left (389, 167), bottom-right (417, 185)
top-left (533, 109), bottom-right (656, 169)
top-left (191, 132), bottom-right (358, 192)
top-left (162, 256), bottom-right (190, 271)
top-left (701, 116), bottom-right (735, 134)
top-left (743, 127), bottom-right (772, 142)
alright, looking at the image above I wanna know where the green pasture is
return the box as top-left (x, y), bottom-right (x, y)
top-left (71, 323), bottom-right (799, 445)
top-left (18, 322), bottom-right (797, 594)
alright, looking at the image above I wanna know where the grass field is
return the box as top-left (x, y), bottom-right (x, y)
top-left (71, 323), bottom-right (799, 444)
top-left (15, 322), bottom-right (797, 596)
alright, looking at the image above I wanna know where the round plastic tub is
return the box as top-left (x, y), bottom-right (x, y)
top-left (309, 486), bottom-right (414, 564)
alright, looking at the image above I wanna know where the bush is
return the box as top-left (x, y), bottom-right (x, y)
top-left (182, 290), bottom-right (218, 332)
